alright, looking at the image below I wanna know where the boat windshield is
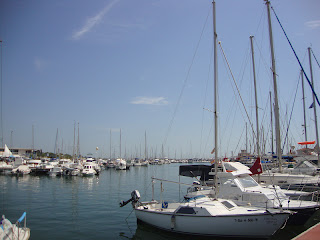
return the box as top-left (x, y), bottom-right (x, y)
top-left (237, 176), bottom-right (259, 188)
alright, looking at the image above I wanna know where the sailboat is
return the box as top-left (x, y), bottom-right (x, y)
top-left (120, 2), bottom-right (291, 237)
top-left (115, 129), bottom-right (128, 170)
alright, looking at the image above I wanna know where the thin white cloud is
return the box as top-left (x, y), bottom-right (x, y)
top-left (131, 97), bottom-right (168, 105)
top-left (72, 0), bottom-right (119, 40)
top-left (305, 20), bottom-right (320, 30)
top-left (34, 57), bottom-right (47, 71)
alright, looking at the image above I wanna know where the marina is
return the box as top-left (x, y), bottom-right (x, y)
top-left (1, 0), bottom-right (320, 239)
top-left (1, 162), bottom-right (320, 240)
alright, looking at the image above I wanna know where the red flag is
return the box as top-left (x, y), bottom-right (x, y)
top-left (211, 148), bottom-right (215, 154)
top-left (249, 157), bottom-right (262, 175)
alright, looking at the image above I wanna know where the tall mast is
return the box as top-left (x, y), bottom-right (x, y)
top-left (120, 128), bottom-right (122, 159)
top-left (246, 122), bottom-right (248, 155)
top-left (250, 36), bottom-right (260, 158)
top-left (110, 129), bottom-right (112, 160)
top-left (266, 0), bottom-right (282, 172)
top-left (73, 121), bottom-right (75, 160)
top-left (308, 47), bottom-right (320, 166)
top-left (145, 131), bottom-right (147, 161)
top-left (269, 91), bottom-right (274, 155)
top-left (0, 40), bottom-right (3, 148)
top-left (77, 122), bottom-right (80, 158)
top-left (301, 70), bottom-right (308, 143)
top-left (213, 0), bottom-right (218, 189)
top-left (32, 124), bottom-right (34, 153)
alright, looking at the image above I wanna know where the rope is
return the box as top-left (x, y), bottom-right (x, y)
top-left (218, 42), bottom-right (257, 144)
top-left (163, 7), bottom-right (211, 146)
top-left (282, 76), bottom-right (299, 150)
top-left (270, 5), bottom-right (320, 107)
top-left (311, 49), bottom-right (320, 70)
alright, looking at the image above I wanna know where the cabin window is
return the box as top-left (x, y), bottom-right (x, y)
top-left (238, 176), bottom-right (258, 188)
top-left (176, 207), bottom-right (196, 214)
top-left (221, 201), bottom-right (235, 209)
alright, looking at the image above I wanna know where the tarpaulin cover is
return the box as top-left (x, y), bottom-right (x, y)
top-left (179, 165), bottom-right (213, 181)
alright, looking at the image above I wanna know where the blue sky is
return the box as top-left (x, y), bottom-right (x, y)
top-left (1, 0), bottom-right (320, 159)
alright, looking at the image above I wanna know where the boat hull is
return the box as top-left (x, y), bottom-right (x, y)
top-left (135, 208), bottom-right (289, 238)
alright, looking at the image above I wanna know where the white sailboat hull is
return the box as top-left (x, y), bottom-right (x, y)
top-left (135, 207), bottom-right (289, 238)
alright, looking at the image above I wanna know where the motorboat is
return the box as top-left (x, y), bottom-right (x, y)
top-left (0, 161), bottom-right (14, 174)
top-left (181, 162), bottom-right (320, 225)
top-left (0, 212), bottom-right (30, 240)
top-left (82, 162), bottom-right (97, 176)
top-left (11, 165), bottom-right (31, 175)
top-left (48, 166), bottom-right (63, 176)
top-left (115, 158), bottom-right (127, 170)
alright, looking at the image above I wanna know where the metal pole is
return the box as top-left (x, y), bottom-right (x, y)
top-left (251, 35), bottom-right (260, 157)
top-left (301, 70), bottom-right (308, 143)
top-left (0, 40), bottom-right (3, 148)
top-left (266, 0), bottom-right (282, 172)
top-left (308, 47), bottom-right (320, 166)
top-left (213, 0), bottom-right (218, 190)
top-left (250, 36), bottom-right (261, 182)
top-left (270, 91), bottom-right (274, 156)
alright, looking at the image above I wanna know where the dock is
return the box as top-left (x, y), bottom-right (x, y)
top-left (292, 222), bottom-right (320, 240)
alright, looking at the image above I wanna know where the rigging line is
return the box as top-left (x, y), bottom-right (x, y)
top-left (200, 43), bottom-right (214, 157)
top-left (253, 38), bottom-right (273, 88)
top-left (163, 6), bottom-right (211, 146)
top-left (218, 42), bottom-right (257, 143)
top-left (270, 5), bottom-right (320, 107)
top-left (282, 76), bottom-right (299, 150)
top-left (218, 45), bottom-right (247, 146)
top-left (311, 49), bottom-right (320, 70)
top-left (233, 124), bottom-right (246, 158)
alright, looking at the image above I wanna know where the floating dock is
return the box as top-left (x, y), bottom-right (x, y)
top-left (292, 222), bottom-right (320, 240)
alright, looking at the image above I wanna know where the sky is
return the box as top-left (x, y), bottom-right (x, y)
top-left (0, 0), bottom-right (320, 159)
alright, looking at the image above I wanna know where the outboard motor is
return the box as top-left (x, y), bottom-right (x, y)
top-left (120, 190), bottom-right (141, 207)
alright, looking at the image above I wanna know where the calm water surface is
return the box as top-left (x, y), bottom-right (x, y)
top-left (1, 163), bottom-right (319, 239)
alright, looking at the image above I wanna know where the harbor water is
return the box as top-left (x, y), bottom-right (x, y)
top-left (1, 163), bottom-right (319, 240)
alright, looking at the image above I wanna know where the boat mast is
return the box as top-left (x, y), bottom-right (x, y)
top-left (120, 128), bottom-right (122, 159)
top-left (250, 36), bottom-right (260, 158)
top-left (266, 0), bottom-right (282, 172)
top-left (73, 121), bottom-right (76, 160)
top-left (269, 91), bottom-right (274, 156)
top-left (145, 130), bottom-right (147, 161)
top-left (213, 0), bottom-right (218, 189)
top-left (308, 47), bottom-right (320, 166)
top-left (77, 122), bottom-right (80, 159)
top-left (109, 129), bottom-right (112, 160)
top-left (301, 70), bottom-right (308, 143)
top-left (250, 35), bottom-right (261, 182)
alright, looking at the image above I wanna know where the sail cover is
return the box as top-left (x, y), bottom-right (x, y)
top-left (298, 141), bottom-right (316, 145)
top-left (179, 165), bottom-right (213, 181)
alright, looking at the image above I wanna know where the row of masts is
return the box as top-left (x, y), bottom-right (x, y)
top-left (213, 0), bottom-right (320, 178)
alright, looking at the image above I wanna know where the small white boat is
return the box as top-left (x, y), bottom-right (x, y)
top-left (115, 158), bottom-right (127, 170)
top-left (48, 166), bottom-right (63, 176)
top-left (0, 212), bottom-right (30, 240)
top-left (11, 165), bottom-right (31, 175)
top-left (82, 163), bottom-right (97, 176)
top-left (0, 161), bottom-right (13, 174)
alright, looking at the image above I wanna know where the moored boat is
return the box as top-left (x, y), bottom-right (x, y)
top-left (0, 212), bottom-right (30, 240)
top-left (120, 187), bottom-right (291, 238)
